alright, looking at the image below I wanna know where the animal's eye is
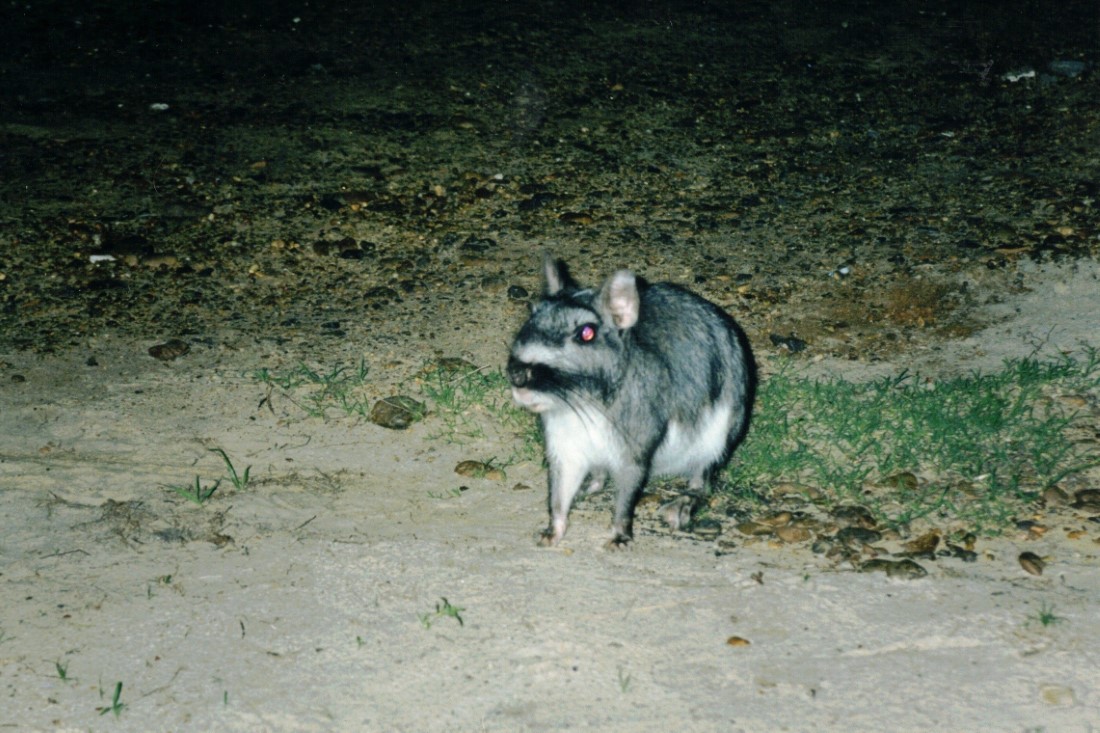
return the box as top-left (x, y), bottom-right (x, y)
top-left (575, 324), bottom-right (598, 344)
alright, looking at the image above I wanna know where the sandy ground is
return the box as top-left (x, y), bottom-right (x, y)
top-left (1, 260), bottom-right (1099, 732)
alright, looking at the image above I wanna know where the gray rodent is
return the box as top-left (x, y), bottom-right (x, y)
top-left (507, 255), bottom-right (755, 548)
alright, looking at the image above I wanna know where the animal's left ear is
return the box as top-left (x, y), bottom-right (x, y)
top-left (542, 253), bottom-right (579, 296)
top-left (601, 270), bottom-right (640, 329)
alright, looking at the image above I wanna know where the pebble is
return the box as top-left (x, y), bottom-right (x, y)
top-left (1039, 683), bottom-right (1076, 706)
top-left (1018, 551), bottom-right (1045, 576)
top-left (769, 333), bottom-right (807, 353)
top-left (148, 339), bottom-right (190, 361)
top-left (691, 518), bottom-right (723, 539)
top-left (369, 395), bottom-right (425, 429)
top-left (770, 482), bottom-right (824, 502)
top-left (736, 520), bottom-right (775, 537)
top-left (1042, 486), bottom-right (1072, 506)
top-left (775, 525), bottom-right (812, 543)
top-left (832, 505), bottom-right (877, 529)
top-left (836, 526), bottom-right (882, 545)
top-left (757, 511), bottom-right (793, 527)
top-left (1072, 488), bottom-right (1100, 511)
top-left (859, 558), bottom-right (927, 579)
top-left (945, 543), bottom-right (978, 562)
top-left (454, 460), bottom-right (505, 481)
top-left (558, 211), bottom-right (594, 225)
top-left (899, 530), bottom-right (940, 558)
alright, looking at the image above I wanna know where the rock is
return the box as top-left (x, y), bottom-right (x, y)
top-left (691, 518), bottom-right (723, 539)
top-left (775, 525), bottom-right (812, 543)
top-left (832, 505), bottom-right (877, 529)
top-left (454, 460), bottom-right (505, 481)
top-left (836, 526), bottom-right (882, 545)
top-left (369, 396), bottom-right (425, 429)
top-left (859, 558), bottom-right (927, 579)
top-left (899, 530), bottom-right (940, 558)
top-left (1072, 488), bottom-right (1100, 511)
top-left (1018, 551), bottom-right (1045, 576)
top-left (148, 339), bottom-right (190, 361)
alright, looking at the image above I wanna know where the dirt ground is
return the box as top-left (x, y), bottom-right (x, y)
top-left (2, 1), bottom-right (1100, 731)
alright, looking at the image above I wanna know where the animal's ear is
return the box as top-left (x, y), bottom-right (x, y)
top-left (601, 270), bottom-right (640, 329)
top-left (542, 253), bottom-right (578, 296)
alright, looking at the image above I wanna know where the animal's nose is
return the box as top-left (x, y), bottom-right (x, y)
top-left (507, 356), bottom-right (530, 388)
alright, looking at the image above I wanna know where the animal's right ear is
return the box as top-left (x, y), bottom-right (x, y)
top-left (542, 253), bottom-right (577, 296)
top-left (602, 270), bottom-right (640, 329)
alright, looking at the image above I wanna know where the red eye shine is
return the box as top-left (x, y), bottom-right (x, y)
top-left (578, 324), bottom-right (597, 343)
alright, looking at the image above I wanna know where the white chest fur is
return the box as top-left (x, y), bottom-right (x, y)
top-left (541, 405), bottom-right (626, 474)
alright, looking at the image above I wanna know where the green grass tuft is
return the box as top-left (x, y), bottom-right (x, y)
top-left (724, 349), bottom-right (1100, 533)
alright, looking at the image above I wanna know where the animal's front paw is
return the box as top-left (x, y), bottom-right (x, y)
top-left (603, 534), bottom-right (633, 551)
top-left (538, 528), bottom-right (561, 547)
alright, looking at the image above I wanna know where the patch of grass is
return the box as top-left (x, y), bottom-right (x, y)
top-left (165, 475), bottom-right (221, 505)
top-left (210, 448), bottom-right (251, 491)
top-left (419, 362), bottom-right (532, 442)
top-left (253, 358), bottom-right (539, 459)
top-left (1029, 602), bottom-right (1063, 628)
top-left (164, 448), bottom-right (253, 504)
top-left (724, 349), bottom-right (1100, 534)
top-left (418, 597), bottom-right (465, 629)
top-left (617, 666), bottom-right (632, 693)
top-left (98, 681), bottom-right (124, 717)
top-left (426, 487), bottom-right (466, 500)
top-left (55, 660), bottom-right (69, 681)
top-left (253, 360), bottom-right (372, 418)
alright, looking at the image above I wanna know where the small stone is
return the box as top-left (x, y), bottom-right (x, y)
top-left (507, 285), bottom-right (530, 300)
top-left (1072, 489), bottom-right (1100, 511)
top-left (1042, 486), bottom-right (1072, 507)
top-left (757, 511), bottom-right (792, 527)
top-left (1018, 551), bottom-right (1045, 576)
top-left (836, 527), bottom-right (882, 545)
top-left (148, 339), bottom-right (190, 361)
top-left (832, 505), bottom-right (877, 529)
top-left (692, 518), bottom-right (723, 539)
top-left (775, 525), bottom-right (812, 543)
top-left (859, 558), bottom-right (927, 579)
top-left (769, 333), bottom-right (807, 353)
top-left (558, 211), bottom-right (594, 225)
top-left (770, 482), bottom-right (824, 502)
top-left (369, 395), bottom-right (425, 429)
top-left (900, 530), bottom-right (940, 558)
top-left (725, 636), bottom-right (751, 647)
top-left (736, 520), bottom-right (774, 537)
top-left (454, 460), bottom-right (505, 481)
top-left (945, 543), bottom-right (978, 562)
top-left (1039, 683), bottom-right (1076, 706)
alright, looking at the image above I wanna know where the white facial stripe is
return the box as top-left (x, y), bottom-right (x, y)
top-left (512, 342), bottom-right (563, 367)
